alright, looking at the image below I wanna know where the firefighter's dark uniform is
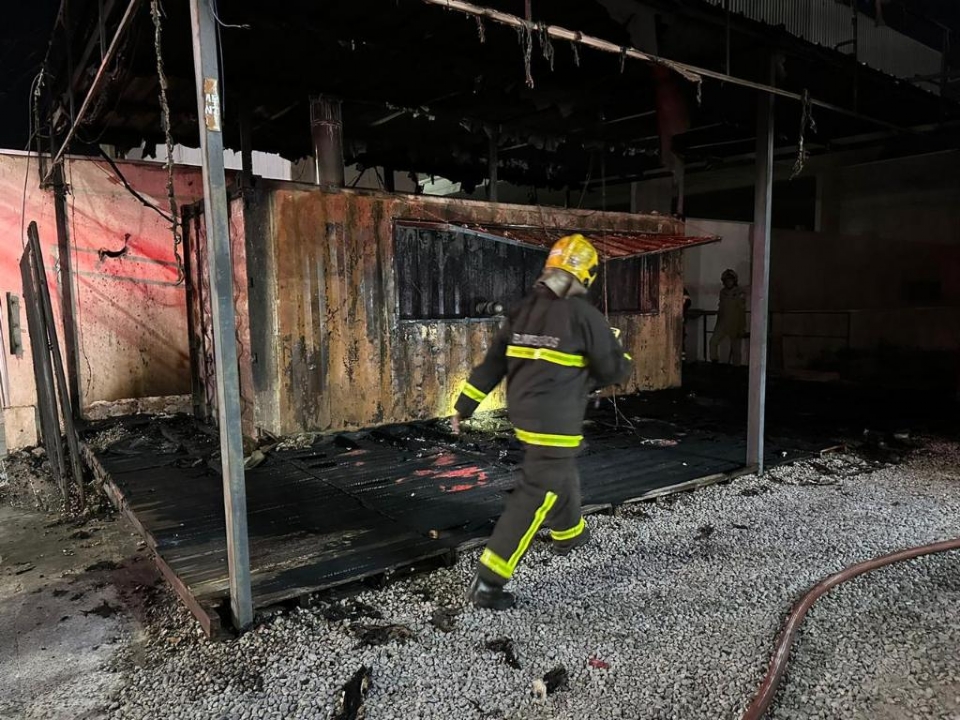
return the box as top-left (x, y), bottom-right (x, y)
top-left (454, 284), bottom-right (632, 588)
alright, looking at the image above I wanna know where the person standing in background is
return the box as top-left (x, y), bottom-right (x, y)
top-left (709, 269), bottom-right (746, 365)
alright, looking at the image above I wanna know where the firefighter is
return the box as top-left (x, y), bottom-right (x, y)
top-left (451, 234), bottom-right (633, 610)
top-left (709, 269), bottom-right (747, 365)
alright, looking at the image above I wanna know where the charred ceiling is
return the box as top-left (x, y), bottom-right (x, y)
top-left (16, 0), bottom-right (960, 189)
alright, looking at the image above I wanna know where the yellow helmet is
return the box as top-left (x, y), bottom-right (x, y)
top-left (545, 234), bottom-right (599, 288)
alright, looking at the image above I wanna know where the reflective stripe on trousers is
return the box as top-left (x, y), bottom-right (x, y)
top-left (480, 491), bottom-right (557, 580)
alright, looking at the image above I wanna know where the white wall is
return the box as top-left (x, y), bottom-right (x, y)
top-left (123, 144), bottom-right (418, 191)
top-left (818, 150), bottom-right (960, 244)
top-left (683, 218), bottom-right (753, 363)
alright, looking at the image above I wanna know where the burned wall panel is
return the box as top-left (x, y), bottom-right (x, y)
top-left (183, 196), bottom-right (257, 436)
top-left (214, 185), bottom-right (685, 437)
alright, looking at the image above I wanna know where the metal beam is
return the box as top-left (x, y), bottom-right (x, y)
top-left (45, 0), bottom-right (140, 182)
top-left (188, 0), bottom-right (253, 630)
top-left (746, 61), bottom-right (775, 472)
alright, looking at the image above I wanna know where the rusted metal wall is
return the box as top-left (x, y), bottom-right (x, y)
top-left (184, 196), bottom-right (256, 436)
top-left (236, 184), bottom-right (684, 437)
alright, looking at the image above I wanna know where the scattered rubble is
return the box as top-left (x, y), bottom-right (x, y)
top-left (429, 607), bottom-right (459, 633)
top-left (0, 448), bottom-right (62, 512)
top-left (349, 623), bottom-right (415, 647)
top-left (485, 637), bottom-right (522, 670)
top-left (541, 666), bottom-right (569, 694)
top-left (332, 666), bottom-right (372, 720)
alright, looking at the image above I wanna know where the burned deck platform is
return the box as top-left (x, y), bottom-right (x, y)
top-left (82, 402), bottom-right (811, 634)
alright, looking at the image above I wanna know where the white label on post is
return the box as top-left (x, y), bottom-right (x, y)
top-left (203, 78), bottom-right (222, 132)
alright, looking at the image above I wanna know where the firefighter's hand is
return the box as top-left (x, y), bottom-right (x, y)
top-left (450, 413), bottom-right (462, 436)
top-left (610, 326), bottom-right (621, 340)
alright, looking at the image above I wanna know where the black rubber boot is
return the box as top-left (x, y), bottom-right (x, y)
top-left (551, 523), bottom-right (592, 556)
top-left (466, 574), bottom-right (516, 610)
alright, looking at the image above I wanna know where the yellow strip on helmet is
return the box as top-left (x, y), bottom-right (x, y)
top-left (545, 234), bottom-right (599, 288)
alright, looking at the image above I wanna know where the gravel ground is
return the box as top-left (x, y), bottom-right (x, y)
top-left (67, 442), bottom-right (960, 719)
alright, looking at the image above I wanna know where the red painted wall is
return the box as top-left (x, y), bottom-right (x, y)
top-left (0, 152), bottom-right (204, 448)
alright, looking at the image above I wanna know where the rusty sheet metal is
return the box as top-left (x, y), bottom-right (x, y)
top-left (183, 197), bottom-right (257, 437)
top-left (233, 187), bottom-right (687, 436)
top-left (399, 220), bottom-right (718, 258)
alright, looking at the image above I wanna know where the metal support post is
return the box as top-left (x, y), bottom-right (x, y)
top-left (672, 158), bottom-right (685, 217)
top-left (188, 0), bottom-right (253, 630)
top-left (487, 130), bottom-right (499, 201)
top-left (98, 0), bottom-right (107, 60)
top-left (852, 0), bottom-right (859, 110)
top-left (723, 0), bottom-right (730, 75)
top-left (51, 163), bottom-right (83, 418)
top-left (310, 96), bottom-right (344, 188)
top-left (239, 99), bottom-right (253, 190)
top-left (746, 65), bottom-right (775, 472)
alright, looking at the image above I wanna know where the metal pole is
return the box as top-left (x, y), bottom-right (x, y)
top-left (63, 0), bottom-right (76, 125)
top-left (724, 0), bottom-right (730, 75)
top-left (746, 61), bottom-right (775, 472)
top-left (488, 129), bottom-right (499, 201)
top-left (673, 158), bottom-right (685, 217)
top-left (310, 96), bottom-right (344, 188)
top-left (98, 0), bottom-right (107, 60)
top-left (941, 28), bottom-right (951, 118)
top-left (852, 0), bottom-right (859, 110)
top-left (383, 167), bottom-right (396, 192)
top-left (51, 163), bottom-right (82, 418)
top-left (188, 0), bottom-right (253, 630)
top-left (239, 99), bottom-right (253, 190)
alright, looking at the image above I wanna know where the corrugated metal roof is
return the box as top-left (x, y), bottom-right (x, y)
top-left (703, 0), bottom-right (942, 85)
top-left (401, 220), bottom-right (719, 258)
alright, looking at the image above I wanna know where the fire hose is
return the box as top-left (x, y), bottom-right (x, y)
top-left (741, 537), bottom-right (960, 720)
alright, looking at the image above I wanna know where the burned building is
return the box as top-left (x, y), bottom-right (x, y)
top-left (185, 185), bottom-right (712, 437)
top-left (1, 0), bottom-right (957, 637)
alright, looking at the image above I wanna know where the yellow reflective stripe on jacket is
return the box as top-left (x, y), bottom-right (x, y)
top-left (515, 428), bottom-right (583, 448)
top-left (550, 517), bottom-right (585, 542)
top-left (505, 345), bottom-right (588, 368)
top-left (624, 353), bottom-right (633, 361)
top-left (480, 491), bottom-right (558, 580)
top-left (461, 382), bottom-right (487, 403)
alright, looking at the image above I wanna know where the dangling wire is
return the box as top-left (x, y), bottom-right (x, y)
top-left (791, 89), bottom-right (817, 180)
top-left (538, 22), bottom-right (555, 71)
top-left (516, 21), bottom-right (535, 88)
top-left (599, 141), bottom-right (638, 433)
top-left (151, 0), bottom-right (184, 284)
